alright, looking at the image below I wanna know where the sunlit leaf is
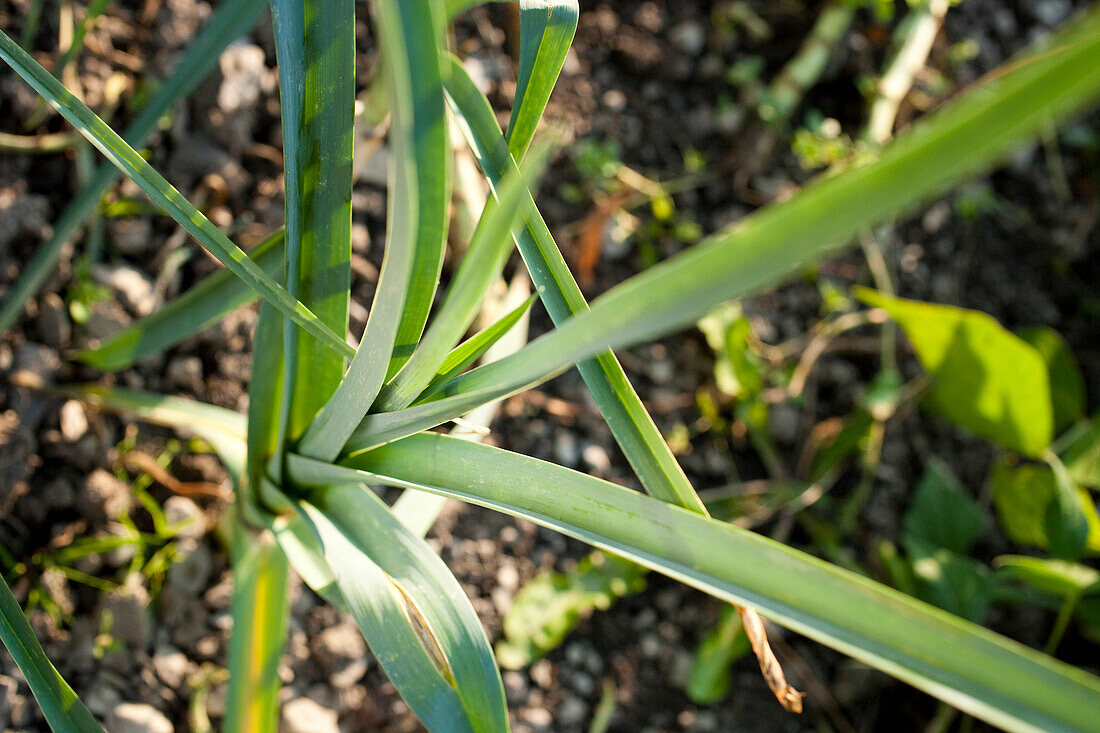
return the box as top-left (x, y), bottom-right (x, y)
top-left (857, 289), bottom-right (1053, 456)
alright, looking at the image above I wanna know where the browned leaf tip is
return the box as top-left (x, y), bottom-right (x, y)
top-left (737, 605), bottom-right (805, 713)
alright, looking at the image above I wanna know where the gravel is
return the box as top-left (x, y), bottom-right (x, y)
top-left (280, 697), bottom-right (340, 733)
top-left (108, 702), bottom-right (174, 733)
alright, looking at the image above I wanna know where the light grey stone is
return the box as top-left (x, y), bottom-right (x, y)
top-left (108, 702), bottom-right (173, 733)
top-left (280, 697), bottom-right (339, 733)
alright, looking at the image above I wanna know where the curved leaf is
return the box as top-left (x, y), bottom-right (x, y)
top-left (0, 0), bottom-right (268, 336)
top-left (302, 484), bottom-right (508, 732)
top-left (296, 0), bottom-right (424, 459)
top-left (445, 54), bottom-right (706, 512)
top-left (224, 529), bottom-right (290, 733)
top-left (0, 575), bottom-right (100, 732)
top-left (0, 29), bottom-right (350, 359)
top-left (507, 0), bottom-right (578, 161)
top-left (79, 230), bottom-right (285, 372)
top-left (387, 0), bottom-right (452, 379)
top-left (858, 289), bottom-right (1053, 456)
top-left (270, 0), bottom-right (355, 437)
top-left (348, 14), bottom-right (1100, 456)
top-left (378, 142), bottom-right (550, 411)
top-left (60, 384), bottom-right (246, 481)
top-left (295, 499), bottom-right (477, 733)
top-left (417, 294), bottom-right (536, 402)
top-left (286, 435), bottom-right (1100, 733)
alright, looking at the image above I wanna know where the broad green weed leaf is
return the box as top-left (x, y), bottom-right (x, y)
top-left (687, 605), bottom-right (751, 705)
top-left (994, 556), bottom-right (1100, 600)
top-left (1059, 415), bottom-right (1100, 489)
top-left (903, 460), bottom-right (987, 555)
top-left (697, 302), bottom-right (765, 401)
top-left (809, 412), bottom-right (874, 482)
top-left (1018, 326), bottom-right (1086, 434)
top-left (901, 462), bottom-right (991, 623)
top-left (1044, 455), bottom-right (1090, 561)
top-left (990, 459), bottom-right (1100, 555)
top-left (904, 538), bottom-right (992, 623)
top-left (856, 288), bottom-right (1053, 456)
top-left (496, 552), bottom-right (646, 669)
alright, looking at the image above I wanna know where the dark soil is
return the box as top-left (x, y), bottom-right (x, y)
top-left (1, 0), bottom-right (1098, 731)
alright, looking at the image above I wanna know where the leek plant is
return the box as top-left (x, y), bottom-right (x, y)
top-left (2, 0), bottom-right (1100, 730)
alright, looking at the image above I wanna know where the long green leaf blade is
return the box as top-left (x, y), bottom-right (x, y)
top-left (417, 294), bottom-right (536, 402)
top-left (350, 11), bottom-right (1100, 454)
top-left (445, 53), bottom-right (706, 513)
top-left (263, 501), bottom-right (345, 610)
top-left (224, 529), bottom-right (290, 733)
top-left (0, 0), bottom-right (268, 336)
top-left (507, 0), bottom-right (578, 161)
top-left (270, 0), bottom-right (354, 438)
top-left (377, 143), bottom-right (550, 411)
top-left (303, 485), bottom-right (508, 732)
top-left (296, 500), bottom-right (476, 733)
top-left (387, 0), bottom-right (451, 379)
top-left (296, 0), bottom-right (425, 459)
top-left (287, 435), bottom-right (1100, 733)
top-left (245, 301), bottom-right (287, 517)
top-left (445, 0), bottom-right (506, 20)
top-left (0, 29), bottom-right (351, 359)
top-left (0, 574), bottom-right (100, 732)
top-left (78, 230), bottom-right (285, 372)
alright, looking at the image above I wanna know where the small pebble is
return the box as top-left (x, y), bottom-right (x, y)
top-left (166, 355), bottom-right (204, 392)
top-left (280, 697), bottom-right (339, 733)
top-left (530, 659), bottom-right (554, 689)
top-left (59, 400), bottom-right (88, 442)
top-left (669, 21), bottom-right (706, 56)
top-left (167, 541), bottom-right (213, 594)
top-left (582, 444), bottom-right (612, 474)
top-left (165, 495), bottom-right (206, 539)
top-left (13, 342), bottom-right (60, 381)
top-left (152, 644), bottom-right (191, 689)
top-left (497, 562), bottom-right (519, 591)
top-left (108, 702), bottom-right (172, 733)
top-left (520, 706), bottom-right (553, 727)
top-left (35, 293), bottom-right (71, 347)
top-left (100, 575), bottom-right (153, 648)
top-left (82, 469), bottom-right (132, 523)
top-left (94, 264), bottom-right (157, 317)
top-left (553, 430), bottom-right (580, 467)
top-left (558, 697), bottom-right (589, 727)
